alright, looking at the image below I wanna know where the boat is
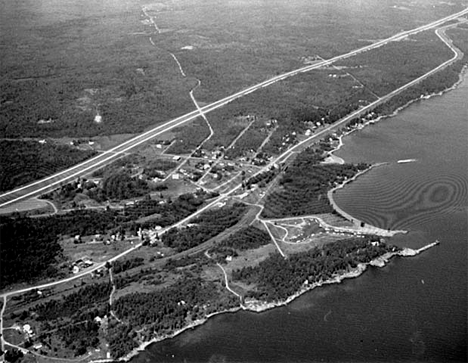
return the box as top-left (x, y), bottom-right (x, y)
top-left (397, 159), bottom-right (417, 164)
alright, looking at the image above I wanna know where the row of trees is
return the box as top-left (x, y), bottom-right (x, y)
top-left (162, 203), bottom-right (247, 252)
top-left (244, 168), bottom-right (278, 189)
top-left (112, 257), bottom-right (145, 274)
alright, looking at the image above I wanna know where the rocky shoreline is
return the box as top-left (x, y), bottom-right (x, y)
top-left (100, 65), bottom-right (467, 363)
top-left (114, 240), bottom-right (439, 362)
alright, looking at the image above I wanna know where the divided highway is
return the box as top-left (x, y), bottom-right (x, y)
top-left (1, 8), bottom-right (467, 209)
top-left (1, 10), bottom-right (467, 354)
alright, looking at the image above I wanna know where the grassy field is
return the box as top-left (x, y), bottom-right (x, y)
top-left (0, 198), bottom-right (53, 215)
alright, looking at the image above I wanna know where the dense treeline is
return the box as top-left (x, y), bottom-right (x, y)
top-left (0, 217), bottom-right (63, 289)
top-left (244, 168), bottom-right (278, 189)
top-left (33, 282), bottom-right (111, 321)
top-left (111, 277), bottom-right (238, 358)
top-left (216, 226), bottom-right (271, 251)
top-left (262, 148), bottom-right (368, 218)
top-left (232, 237), bottom-right (397, 302)
top-left (57, 321), bottom-right (100, 356)
top-left (0, 140), bottom-right (96, 192)
top-left (106, 323), bottom-right (139, 360)
top-left (162, 203), bottom-right (247, 252)
top-left (99, 171), bottom-right (151, 201)
top-left (112, 257), bottom-right (145, 274)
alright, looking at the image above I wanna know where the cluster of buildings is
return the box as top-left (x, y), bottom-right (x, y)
top-left (71, 257), bottom-right (94, 274)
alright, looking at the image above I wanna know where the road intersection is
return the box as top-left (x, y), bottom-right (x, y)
top-left (1, 7), bottom-right (466, 209)
top-left (1, 9), bottom-right (467, 357)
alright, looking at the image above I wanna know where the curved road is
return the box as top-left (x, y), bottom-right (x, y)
top-left (0, 8), bottom-right (467, 209)
top-left (0, 11), bottom-right (467, 356)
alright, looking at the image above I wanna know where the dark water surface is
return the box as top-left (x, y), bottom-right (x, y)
top-left (132, 75), bottom-right (468, 362)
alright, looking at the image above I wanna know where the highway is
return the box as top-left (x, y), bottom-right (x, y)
top-left (0, 11), bottom-right (467, 355)
top-left (0, 7), bottom-right (467, 209)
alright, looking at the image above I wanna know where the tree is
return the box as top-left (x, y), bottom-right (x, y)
top-left (4, 348), bottom-right (23, 363)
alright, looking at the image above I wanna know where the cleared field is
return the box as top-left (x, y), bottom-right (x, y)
top-left (0, 198), bottom-right (51, 215)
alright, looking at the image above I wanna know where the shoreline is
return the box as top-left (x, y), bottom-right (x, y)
top-left (327, 65), bottom-right (467, 161)
top-left (321, 66), bottom-right (468, 236)
top-left (327, 64), bottom-right (468, 164)
top-left (103, 66), bottom-right (466, 363)
top-left (118, 307), bottom-right (244, 362)
top-left (117, 241), bottom-right (439, 362)
top-left (242, 240), bottom-right (440, 312)
top-left (325, 163), bottom-right (408, 237)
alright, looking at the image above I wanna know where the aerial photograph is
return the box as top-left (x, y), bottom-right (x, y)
top-left (0, 0), bottom-right (467, 362)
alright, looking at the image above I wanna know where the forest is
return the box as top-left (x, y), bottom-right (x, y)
top-left (0, 216), bottom-right (63, 289)
top-left (110, 277), bottom-right (238, 358)
top-left (218, 225), bottom-right (271, 251)
top-left (162, 203), bottom-right (247, 252)
top-left (232, 236), bottom-right (397, 302)
top-left (262, 148), bottom-right (368, 218)
top-left (0, 140), bottom-right (96, 192)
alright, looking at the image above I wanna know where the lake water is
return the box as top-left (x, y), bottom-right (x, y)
top-left (131, 73), bottom-right (468, 362)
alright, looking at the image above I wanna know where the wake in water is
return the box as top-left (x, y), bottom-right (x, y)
top-left (397, 159), bottom-right (417, 164)
top-left (334, 171), bottom-right (467, 231)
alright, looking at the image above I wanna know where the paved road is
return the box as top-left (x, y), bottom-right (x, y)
top-left (1, 8), bottom-right (466, 209)
top-left (0, 10), bottom-right (466, 355)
